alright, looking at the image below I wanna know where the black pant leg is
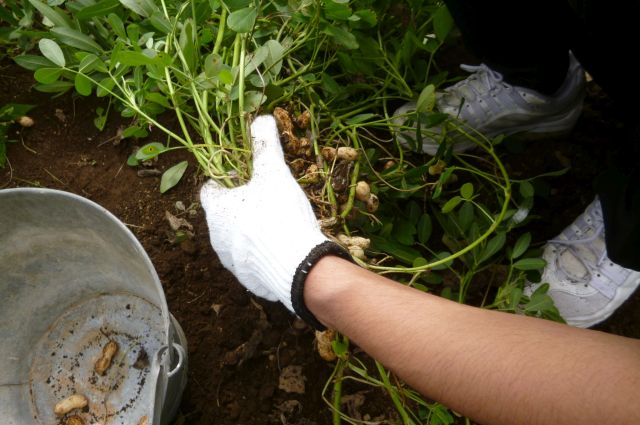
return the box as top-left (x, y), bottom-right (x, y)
top-left (572, 1), bottom-right (640, 269)
top-left (442, 0), bottom-right (573, 94)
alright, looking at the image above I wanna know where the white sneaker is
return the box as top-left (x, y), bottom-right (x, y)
top-left (393, 52), bottom-right (585, 155)
top-left (525, 198), bottom-right (640, 328)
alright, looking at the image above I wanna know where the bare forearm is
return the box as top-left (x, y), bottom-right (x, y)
top-left (304, 256), bottom-right (640, 425)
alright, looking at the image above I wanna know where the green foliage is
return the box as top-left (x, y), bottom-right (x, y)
top-left (0, 103), bottom-right (35, 168)
top-left (0, 0), bottom-right (38, 54)
top-left (6, 0), bottom-right (568, 423)
top-left (160, 160), bottom-right (188, 192)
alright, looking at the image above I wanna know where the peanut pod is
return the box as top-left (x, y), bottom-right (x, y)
top-left (355, 181), bottom-right (371, 202)
top-left (54, 394), bottom-right (88, 416)
top-left (94, 340), bottom-right (119, 375)
top-left (336, 147), bottom-right (359, 161)
top-left (66, 415), bottom-right (85, 425)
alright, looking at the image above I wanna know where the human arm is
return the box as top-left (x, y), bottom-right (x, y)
top-left (201, 115), bottom-right (640, 425)
top-left (304, 255), bottom-right (640, 425)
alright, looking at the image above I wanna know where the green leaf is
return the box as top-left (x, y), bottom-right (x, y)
top-left (523, 284), bottom-right (561, 320)
top-left (127, 153), bottom-right (139, 166)
top-left (508, 287), bottom-right (523, 311)
top-left (441, 196), bottom-right (462, 214)
top-left (510, 232), bottom-right (532, 260)
top-left (160, 161), bottom-right (188, 193)
top-left (353, 9), bottom-right (377, 26)
top-left (179, 19), bottom-right (196, 72)
top-left (29, 0), bottom-right (73, 28)
top-left (345, 113), bottom-right (374, 125)
top-left (416, 84), bottom-right (435, 113)
top-left (116, 50), bottom-right (158, 66)
top-left (243, 90), bottom-right (266, 112)
top-left (96, 77), bottom-right (116, 97)
top-left (107, 13), bottom-right (127, 39)
top-left (393, 220), bottom-right (416, 246)
top-left (121, 125), bottom-right (149, 139)
top-left (412, 257), bottom-right (428, 268)
top-left (323, 24), bottom-right (358, 49)
top-left (0, 104), bottom-right (36, 120)
top-left (149, 11), bottom-right (172, 34)
top-left (74, 73), bottom-right (92, 96)
top-left (52, 27), bottom-right (102, 53)
top-left (79, 54), bottom-right (105, 73)
top-left (145, 92), bottom-right (171, 108)
top-left (460, 182), bottom-right (474, 200)
top-left (433, 5), bottom-right (454, 42)
top-left (76, 0), bottom-right (120, 20)
top-left (519, 180), bottom-right (534, 198)
top-left (457, 201), bottom-right (474, 233)
top-left (34, 80), bottom-right (74, 93)
top-left (433, 167), bottom-right (454, 199)
top-left (14, 55), bottom-right (55, 70)
top-left (331, 336), bottom-right (348, 357)
top-left (218, 69), bottom-right (233, 84)
top-left (513, 257), bottom-right (546, 271)
top-left (477, 231), bottom-right (506, 264)
top-left (417, 213), bottom-right (432, 244)
top-left (407, 201), bottom-right (421, 225)
top-left (94, 107), bottom-right (107, 130)
top-left (118, 0), bottom-right (158, 17)
top-left (204, 53), bottom-right (224, 77)
top-left (324, 0), bottom-right (352, 20)
top-left (321, 72), bottom-right (340, 94)
top-left (34, 67), bottom-right (62, 84)
top-left (430, 251), bottom-right (453, 270)
top-left (224, 0), bottom-right (251, 11)
top-left (227, 6), bottom-right (256, 33)
top-left (369, 234), bottom-right (421, 265)
top-left (262, 39), bottom-right (285, 76)
top-left (135, 142), bottom-right (165, 160)
top-left (38, 38), bottom-right (65, 67)
top-left (244, 42), bottom-right (268, 76)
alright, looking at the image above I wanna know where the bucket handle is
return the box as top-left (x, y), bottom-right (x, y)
top-left (167, 342), bottom-right (186, 378)
top-left (154, 342), bottom-right (186, 378)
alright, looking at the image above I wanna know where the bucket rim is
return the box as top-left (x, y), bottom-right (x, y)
top-left (0, 187), bottom-right (171, 332)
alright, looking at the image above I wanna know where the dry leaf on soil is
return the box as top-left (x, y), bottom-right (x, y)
top-left (278, 365), bottom-right (306, 394)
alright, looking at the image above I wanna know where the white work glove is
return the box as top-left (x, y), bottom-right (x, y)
top-left (200, 115), bottom-right (352, 329)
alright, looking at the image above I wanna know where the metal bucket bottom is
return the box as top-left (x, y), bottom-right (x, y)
top-left (29, 293), bottom-right (167, 425)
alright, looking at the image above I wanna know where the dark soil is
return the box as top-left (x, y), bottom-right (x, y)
top-left (2, 55), bottom-right (638, 425)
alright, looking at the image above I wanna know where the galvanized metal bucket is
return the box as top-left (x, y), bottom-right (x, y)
top-left (0, 188), bottom-right (188, 425)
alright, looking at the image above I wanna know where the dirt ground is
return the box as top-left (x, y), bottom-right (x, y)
top-left (2, 56), bottom-right (638, 425)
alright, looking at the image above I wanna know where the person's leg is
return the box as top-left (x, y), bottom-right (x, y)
top-left (523, 1), bottom-right (640, 327)
top-left (393, 1), bottom-right (585, 155)
top-left (443, 0), bottom-right (574, 95)
top-left (423, 1), bottom-right (640, 325)
top-left (567, 0), bottom-right (640, 270)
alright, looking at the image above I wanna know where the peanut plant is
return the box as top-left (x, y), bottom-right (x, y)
top-left (7, 0), bottom-right (563, 423)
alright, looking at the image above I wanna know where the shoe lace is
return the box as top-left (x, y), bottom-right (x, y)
top-left (447, 64), bottom-right (510, 99)
top-left (438, 64), bottom-right (512, 117)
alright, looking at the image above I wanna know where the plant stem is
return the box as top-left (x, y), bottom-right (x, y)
top-left (238, 34), bottom-right (249, 149)
top-left (375, 361), bottom-right (415, 425)
top-left (339, 128), bottom-right (361, 219)
top-left (332, 359), bottom-right (345, 425)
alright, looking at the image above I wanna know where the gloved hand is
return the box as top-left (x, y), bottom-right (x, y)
top-left (200, 115), bottom-right (352, 329)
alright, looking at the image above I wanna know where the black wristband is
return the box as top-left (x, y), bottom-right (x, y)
top-left (291, 240), bottom-right (355, 330)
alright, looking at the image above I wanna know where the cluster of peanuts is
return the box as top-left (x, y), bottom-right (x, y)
top-left (51, 341), bottom-right (148, 425)
top-left (273, 107), bottom-right (382, 264)
top-left (272, 107), bottom-right (379, 213)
